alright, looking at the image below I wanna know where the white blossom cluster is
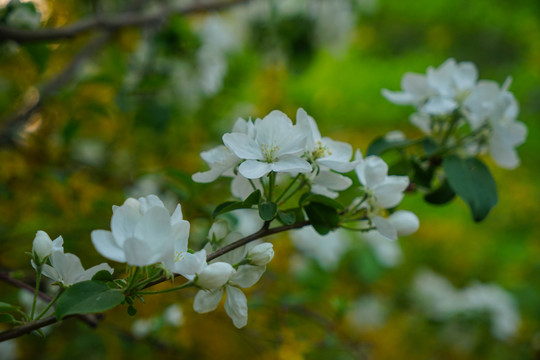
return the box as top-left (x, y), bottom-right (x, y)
top-left (382, 58), bottom-right (527, 169)
top-left (193, 108), bottom-right (419, 241)
top-left (31, 231), bottom-right (113, 287)
top-left (412, 269), bottom-right (520, 341)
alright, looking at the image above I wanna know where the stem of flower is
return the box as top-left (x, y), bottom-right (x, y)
top-left (34, 290), bottom-right (63, 321)
top-left (30, 269), bottom-right (41, 320)
top-left (275, 173), bottom-right (301, 203)
top-left (268, 172), bottom-right (276, 202)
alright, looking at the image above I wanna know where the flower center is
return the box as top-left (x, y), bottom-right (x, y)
top-left (311, 141), bottom-right (331, 160)
top-left (174, 251), bottom-right (185, 263)
top-left (260, 142), bottom-right (280, 162)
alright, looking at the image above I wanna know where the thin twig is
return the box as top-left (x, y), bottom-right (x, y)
top-left (0, 0), bottom-right (252, 43)
top-left (143, 220), bottom-right (311, 290)
top-left (0, 32), bottom-right (112, 148)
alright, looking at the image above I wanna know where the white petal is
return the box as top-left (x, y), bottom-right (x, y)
top-left (422, 97), bottom-right (457, 115)
top-left (374, 176), bottom-right (409, 208)
top-left (193, 288), bottom-right (224, 313)
top-left (401, 72), bottom-right (430, 97)
top-left (359, 156), bottom-right (388, 188)
top-left (372, 216), bottom-right (397, 241)
top-left (111, 202), bottom-right (141, 247)
top-left (388, 211), bottom-right (419, 236)
top-left (123, 237), bottom-right (160, 266)
top-left (174, 250), bottom-right (207, 277)
top-left (41, 264), bottom-right (59, 282)
top-left (78, 263), bottom-right (114, 282)
top-left (91, 230), bottom-right (126, 263)
top-left (453, 62), bottom-right (478, 92)
top-left (238, 160), bottom-right (273, 179)
top-left (381, 89), bottom-right (417, 105)
top-left (138, 195), bottom-right (165, 214)
top-left (51, 252), bottom-right (86, 285)
top-left (224, 286), bottom-right (248, 328)
top-left (170, 204), bottom-right (184, 224)
top-left (133, 206), bottom-right (173, 257)
top-left (172, 220), bottom-right (190, 253)
top-left (231, 265), bottom-right (266, 288)
top-left (223, 133), bottom-right (262, 160)
top-left (271, 156), bottom-right (312, 174)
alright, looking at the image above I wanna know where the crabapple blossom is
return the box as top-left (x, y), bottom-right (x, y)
top-left (222, 110), bottom-right (311, 179)
top-left (39, 236), bottom-right (113, 286)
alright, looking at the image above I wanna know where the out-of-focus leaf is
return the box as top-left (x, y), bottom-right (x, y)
top-left (443, 155), bottom-right (498, 222)
top-left (424, 179), bottom-right (456, 205)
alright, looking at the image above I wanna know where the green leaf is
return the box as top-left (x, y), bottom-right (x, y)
top-left (0, 313), bottom-right (22, 325)
top-left (411, 160), bottom-right (435, 188)
top-left (212, 201), bottom-right (245, 218)
top-left (299, 193), bottom-right (344, 211)
top-left (243, 190), bottom-right (262, 206)
top-left (259, 202), bottom-right (277, 221)
top-left (304, 202), bottom-right (339, 235)
top-left (424, 179), bottom-right (456, 205)
top-left (367, 137), bottom-right (410, 156)
top-left (0, 301), bottom-right (21, 313)
top-left (443, 155), bottom-right (498, 222)
top-left (91, 270), bottom-right (114, 282)
top-left (55, 281), bottom-right (124, 320)
top-left (422, 138), bottom-right (438, 156)
top-left (277, 210), bottom-right (295, 225)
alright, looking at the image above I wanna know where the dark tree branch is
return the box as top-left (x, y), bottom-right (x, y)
top-left (0, 32), bottom-right (112, 148)
top-left (0, 0), bottom-right (252, 43)
top-left (143, 220), bottom-right (311, 290)
top-left (0, 315), bottom-right (57, 342)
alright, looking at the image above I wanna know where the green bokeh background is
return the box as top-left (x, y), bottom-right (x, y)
top-left (0, 0), bottom-right (539, 359)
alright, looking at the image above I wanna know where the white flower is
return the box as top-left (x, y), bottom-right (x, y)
top-left (463, 79), bottom-right (527, 169)
top-left (32, 231), bottom-right (53, 264)
top-left (382, 58), bottom-right (478, 116)
top-left (193, 233), bottom-right (267, 328)
top-left (296, 108), bottom-right (357, 172)
top-left (247, 243), bottom-right (274, 266)
top-left (412, 269), bottom-right (520, 341)
top-left (40, 237), bottom-right (113, 286)
top-left (222, 110), bottom-right (311, 179)
top-left (360, 231), bottom-right (403, 268)
top-left (355, 155), bottom-right (409, 209)
top-left (192, 118), bottom-right (249, 183)
top-left (91, 195), bottom-right (197, 279)
top-left (354, 154), bottom-right (417, 240)
top-left (193, 264), bottom-right (265, 328)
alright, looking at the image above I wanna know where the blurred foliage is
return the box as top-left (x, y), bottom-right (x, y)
top-left (0, 0), bottom-right (539, 359)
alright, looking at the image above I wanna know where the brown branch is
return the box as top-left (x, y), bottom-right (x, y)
top-left (0, 315), bottom-right (57, 342)
top-left (0, 0), bottom-right (252, 43)
top-left (206, 220), bottom-right (310, 262)
top-left (143, 220), bottom-right (311, 290)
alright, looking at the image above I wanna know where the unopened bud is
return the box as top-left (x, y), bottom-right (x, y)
top-left (32, 231), bottom-right (53, 263)
top-left (247, 243), bottom-right (274, 266)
